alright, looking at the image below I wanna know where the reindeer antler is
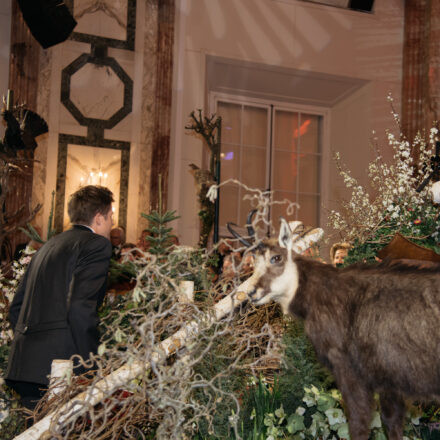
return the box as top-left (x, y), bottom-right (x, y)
top-left (227, 222), bottom-right (252, 247)
top-left (227, 209), bottom-right (257, 248)
top-left (245, 209), bottom-right (257, 238)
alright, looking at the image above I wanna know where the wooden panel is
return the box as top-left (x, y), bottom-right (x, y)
top-left (4, 2), bottom-right (41, 259)
top-left (9, 1), bottom-right (40, 109)
top-left (401, 0), bottom-right (440, 151)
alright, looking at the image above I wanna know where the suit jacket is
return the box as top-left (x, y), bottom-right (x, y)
top-left (6, 225), bottom-right (112, 385)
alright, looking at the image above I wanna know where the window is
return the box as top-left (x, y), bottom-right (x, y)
top-left (214, 95), bottom-right (323, 232)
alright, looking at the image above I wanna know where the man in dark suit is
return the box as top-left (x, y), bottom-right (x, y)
top-left (5, 185), bottom-right (114, 409)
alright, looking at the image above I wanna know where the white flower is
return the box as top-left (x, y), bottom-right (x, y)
top-left (206, 185), bottom-right (218, 203)
top-left (0, 408), bottom-right (9, 423)
top-left (431, 181), bottom-right (440, 204)
top-left (296, 406), bottom-right (306, 416)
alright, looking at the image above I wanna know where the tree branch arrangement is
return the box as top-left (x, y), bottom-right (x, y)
top-left (6, 187), bottom-right (297, 439)
top-left (0, 91), bottom-right (48, 261)
top-left (185, 110), bottom-right (221, 248)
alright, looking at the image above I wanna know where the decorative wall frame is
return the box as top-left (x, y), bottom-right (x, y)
top-left (55, 0), bottom-right (136, 231)
top-left (55, 134), bottom-right (130, 232)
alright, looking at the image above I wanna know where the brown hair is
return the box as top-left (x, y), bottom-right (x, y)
top-left (68, 185), bottom-right (114, 225)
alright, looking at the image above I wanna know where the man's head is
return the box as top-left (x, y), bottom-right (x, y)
top-left (110, 226), bottom-right (126, 247)
top-left (68, 185), bottom-right (114, 239)
top-left (330, 242), bottom-right (351, 266)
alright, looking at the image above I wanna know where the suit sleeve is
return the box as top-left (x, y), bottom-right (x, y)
top-left (9, 264), bottom-right (31, 329)
top-left (67, 236), bottom-right (112, 361)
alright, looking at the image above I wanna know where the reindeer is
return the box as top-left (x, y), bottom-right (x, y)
top-left (232, 217), bottom-right (440, 440)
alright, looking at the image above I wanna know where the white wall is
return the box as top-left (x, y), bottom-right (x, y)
top-left (0, 0), bottom-right (11, 138)
top-left (169, 0), bottom-right (404, 246)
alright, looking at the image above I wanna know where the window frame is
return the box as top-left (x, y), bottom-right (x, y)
top-left (210, 92), bottom-right (331, 233)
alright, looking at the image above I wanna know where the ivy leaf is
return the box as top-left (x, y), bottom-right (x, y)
top-left (317, 393), bottom-right (337, 412)
top-left (325, 408), bottom-right (346, 426)
top-left (370, 410), bottom-right (382, 429)
top-left (286, 413), bottom-right (305, 434)
top-left (372, 430), bottom-right (387, 440)
top-left (274, 405), bottom-right (286, 424)
top-left (264, 413), bottom-right (275, 427)
top-left (337, 422), bottom-right (350, 439)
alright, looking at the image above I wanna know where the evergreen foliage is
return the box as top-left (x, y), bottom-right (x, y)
top-left (19, 190), bottom-right (57, 244)
top-left (140, 209), bottom-right (180, 255)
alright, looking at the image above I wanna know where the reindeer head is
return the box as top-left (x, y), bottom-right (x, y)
top-left (235, 218), bottom-right (323, 314)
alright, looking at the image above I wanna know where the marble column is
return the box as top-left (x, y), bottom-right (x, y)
top-left (149, 0), bottom-right (175, 213)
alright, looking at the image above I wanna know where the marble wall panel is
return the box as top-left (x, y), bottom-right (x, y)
top-left (73, 0), bottom-right (128, 41)
top-left (70, 63), bottom-right (126, 120)
top-left (32, 48), bottom-right (53, 232)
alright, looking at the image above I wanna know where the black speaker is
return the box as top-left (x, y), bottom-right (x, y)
top-left (349, 0), bottom-right (375, 12)
top-left (17, 0), bottom-right (77, 49)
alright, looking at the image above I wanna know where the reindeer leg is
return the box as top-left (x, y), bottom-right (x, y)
top-left (328, 350), bottom-right (374, 440)
top-left (379, 393), bottom-right (405, 440)
top-left (341, 384), bottom-right (374, 440)
top-left (332, 369), bottom-right (373, 440)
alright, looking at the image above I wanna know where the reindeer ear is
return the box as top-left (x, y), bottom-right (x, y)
top-left (279, 217), bottom-right (293, 249)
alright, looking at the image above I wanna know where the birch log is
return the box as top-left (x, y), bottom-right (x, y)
top-left (13, 290), bottom-right (249, 440)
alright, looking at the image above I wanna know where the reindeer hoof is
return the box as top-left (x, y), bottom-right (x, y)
top-left (236, 291), bottom-right (248, 301)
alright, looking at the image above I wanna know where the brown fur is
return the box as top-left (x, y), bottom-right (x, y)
top-left (250, 248), bottom-right (440, 440)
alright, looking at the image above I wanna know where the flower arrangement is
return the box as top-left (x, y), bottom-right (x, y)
top-left (328, 97), bottom-right (440, 263)
top-left (0, 245), bottom-right (36, 349)
top-left (0, 245), bottom-right (36, 435)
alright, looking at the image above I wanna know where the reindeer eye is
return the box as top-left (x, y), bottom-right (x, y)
top-left (270, 255), bottom-right (283, 264)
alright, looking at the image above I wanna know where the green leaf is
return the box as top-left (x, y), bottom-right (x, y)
top-left (370, 411), bottom-right (382, 429)
top-left (303, 393), bottom-right (316, 407)
top-left (325, 408), bottom-right (346, 426)
top-left (372, 430), bottom-right (387, 440)
top-left (20, 223), bottom-right (44, 243)
top-left (337, 422), bottom-right (350, 439)
top-left (264, 413), bottom-right (275, 427)
top-left (274, 405), bottom-right (285, 420)
top-left (317, 394), bottom-right (337, 412)
top-left (286, 413), bottom-right (305, 434)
